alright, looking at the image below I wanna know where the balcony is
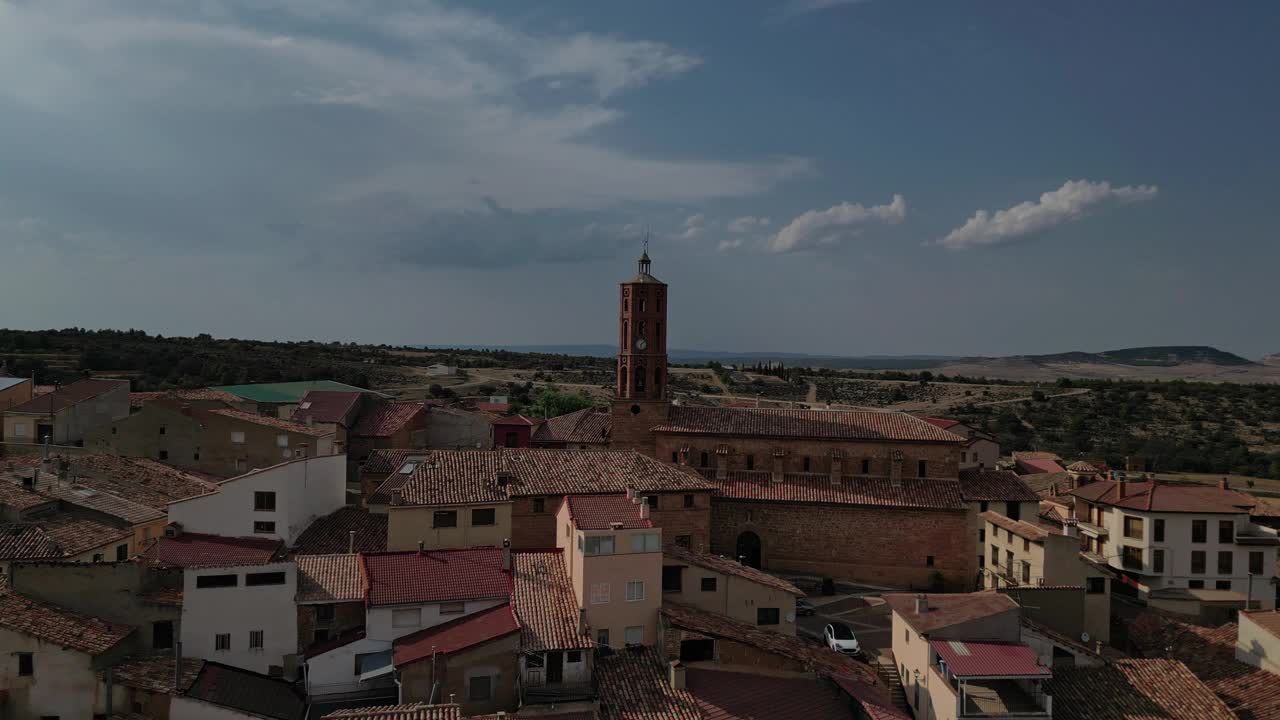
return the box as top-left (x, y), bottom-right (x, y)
top-left (929, 640), bottom-right (1051, 718)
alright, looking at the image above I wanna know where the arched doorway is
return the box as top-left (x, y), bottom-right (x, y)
top-left (736, 531), bottom-right (762, 568)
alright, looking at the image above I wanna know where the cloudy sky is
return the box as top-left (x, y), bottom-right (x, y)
top-left (3, 1), bottom-right (1278, 358)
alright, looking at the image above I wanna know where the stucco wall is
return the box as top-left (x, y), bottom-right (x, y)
top-left (0, 628), bottom-right (103, 720)
top-left (661, 562), bottom-right (797, 635)
top-left (578, 528), bottom-right (662, 648)
top-left (181, 561), bottom-right (298, 674)
top-left (399, 633), bottom-right (520, 714)
top-left (365, 598), bottom-right (507, 643)
top-left (387, 502), bottom-right (512, 551)
top-left (1237, 612), bottom-right (1280, 675)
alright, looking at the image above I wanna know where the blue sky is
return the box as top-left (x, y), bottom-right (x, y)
top-left (2, 1), bottom-right (1277, 357)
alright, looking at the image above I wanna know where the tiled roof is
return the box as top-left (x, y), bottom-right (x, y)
top-left (532, 408), bottom-right (612, 445)
top-left (0, 479), bottom-right (54, 510)
top-left (0, 523), bottom-right (62, 560)
top-left (1064, 460), bottom-right (1099, 474)
top-left (661, 603), bottom-right (876, 683)
top-left (1047, 659), bottom-right (1235, 720)
top-left (40, 514), bottom-right (133, 555)
top-left (292, 507), bottom-right (388, 555)
top-left (1252, 496), bottom-right (1280, 520)
top-left (292, 390), bottom-right (365, 425)
top-left (321, 704), bottom-right (461, 720)
top-left (1016, 457), bottom-right (1066, 474)
top-left (184, 661), bottom-right (307, 720)
top-left (398, 454), bottom-right (511, 506)
top-left (1071, 480), bottom-right (1256, 514)
top-left (1014, 451), bottom-right (1061, 461)
top-left (362, 548), bottom-right (510, 607)
top-left (140, 532), bottom-right (283, 568)
top-left (1018, 471), bottom-right (1074, 497)
top-left (687, 667), bottom-right (864, 720)
top-left (208, 408), bottom-right (333, 437)
top-left (129, 388), bottom-right (244, 409)
top-left (929, 639), bottom-right (1049, 678)
top-left (63, 454), bottom-right (221, 509)
top-left (704, 471), bottom-right (967, 510)
top-left (6, 378), bottom-right (127, 414)
top-left (397, 449), bottom-right (715, 506)
top-left (0, 590), bottom-right (134, 655)
top-left (921, 417), bottom-right (962, 430)
top-left (596, 645), bottom-right (702, 720)
top-left (493, 414), bottom-right (536, 427)
top-left (653, 406), bottom-right (964, 443)
top-left (958, 468), bottom-right (1040, 502)
top-left (40, 482), bottom-right (166, 524)
top-left (664, 546), bottom-right (803, 596)
top-left (831, 675), bottom-right (911, 720)
top-left (511, 550), bottom-right (593, 652)
top-left (979, 511), bottom-right (1052, 542)
top-left (362, 449), bottom-right (434, 475)
top-left (1133, 612), bottom-right (1280, 720)
top-left (393, 603), bottom-right (519, 666)
top-left (567, 494), bottom-right (652, 530)
top-left (108, 653), bottom-right (204, 694)
top-left (1245, 610), bottom-right (1280, 641)
top-left (297, 553), bottom-right (365, 602)
top-left (883, 592), bottom-right (1018, 634)
top-left (352, 401), bottom-right (425, 437)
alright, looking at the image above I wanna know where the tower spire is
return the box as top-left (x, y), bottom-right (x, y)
top-left (639, 230), bottom-right (651, 275)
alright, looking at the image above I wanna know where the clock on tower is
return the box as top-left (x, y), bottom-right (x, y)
top-left (610, 245), bottom-right (670, 454)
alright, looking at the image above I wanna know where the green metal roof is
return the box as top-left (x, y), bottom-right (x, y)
top-left (209, 380), bottom-right (381, 404)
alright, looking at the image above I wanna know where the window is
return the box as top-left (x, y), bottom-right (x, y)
top-left (701, 576), bottom-right (717, 592)
top-left (978, 554), bottom-right (985, 568)
top-left (700, 451), bottom-right (709, 468)
top-left (231, 431), bottom-right (246, 444)
top-left (1154, 518), bottom-right (1165, 542)
top-left (917, 460), bottom-right (927, 478)
top-left (1023, 539), bottom-right (1030, 552)
top-left (675, 534), bottom-right (691, 548)
top-left (1251, 551), bottom-right (1264, 575)
top-left (1007, 530), bottom-right (1014, 543)
top-left (1153, 548), bottom-right (1165, 573)
top-left (568, 650), bottom-right (582, 663)
top-left (979, 528), bottom-right (985, 543)
top-left (1192, 519), bottom-right (1207, 543)
top-left (13, 423), bottom-right (25, 437)
top-left (1218, 551), bottom-right (1233, 575)
top-left (152, 620), bottom-right (174, 650)
top-left (1006, 502), bottom-right (1021, 521)
top-left (584, 536), bottom-right (615, 556)
top-left (663, 566), bottom-right (683, 593)
top-left (392, 609), bottom-right (421, 628)
top-left (961, 452), bottom-right (967, 463)
top-left (630, 533), bottom-right (660, 553)
top-left (158, 450), bottom-right (169, 460)
top-left (1006, 550), bottom-right (1014, 571)
top-left (625, 626), bottom-right (644, 646)
top-left (468, 675), bottom-right (493, 701)
top-left (683, 494), bottom-right (694, 508)
top-left (926, 555), bottom-right (935, 568)
top-left (1123, 516), bottom-right (1144, 540)
top-left (197, 574), bottom-right (238, 589)
top-left (433, 510), bottom-right (458, 528)
top-left (980, 501), bottom-right (989, 513)
top-left (471, 508), bottom-right (496, 526)
top-left (1086, 577), bottom-right (1106, 594)
top-left (1217, 580), bottom-right (1233, 590)
top-left (504, 431), bottom-right (519, 447)
top-left (990, 544), bottom-right (999, 567)
top-left (861, 458), bottom-right (870, 475)
top-left (440, 601), bottom-right (466, 615)
top-left (591, 582), bottom-right (610, 604)
top-left (802, 456), bottom-right (811, 472)
top-left (532, 498), bottom-right (546, 513)
top-left (215, 633), bottom-right (231, 651)
top-left (1021, 561), bottom-right (1031, 583)
top-left (254, 491), bottom-right (276, 512)
top-left (1189, 580), bottom-right (1205, 589)
top-left (276, 434), bottom-right (289, 448)
top-left (626, 580), bottom-right (646, 602)
top-left (597, 629), bottom-right (610, 647)
top-left (672, 452), bottom-right (679, 463)
top-left (159, 425), bottom-right (166, 435)
top-left (1122, 546), bottom-right (1143, 570)
top-left (18, 652), bottom-right (33, 676)
top-left (193, 448), bottom-right (200, 461)
top-left (314, 604), bottom-right (336, 622)
top-left (646, 495), bottom-right (658, 509)
top-left (1220, 520), bottom-right (1235, 544)
top-left (746, 455), bottom-right (755, 471)
top-left (249, 630), bottom-right (264, 650)
top-left (116, 543), bottom-right (129, 561)
top-left (313, 629), bottom-right (330, 644)
top-left (757, 608), bottom-right (781, 625)
top-left (1191, 551), bottom-right (1206, 574)
top-left (254, 521), bottom-right (276, 534)
top-left (246, 571), bottom-right (286, 586)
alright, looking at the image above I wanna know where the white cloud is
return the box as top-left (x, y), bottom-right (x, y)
top-left (675, 214), bottom-right (707, 240)
top-left (783, 0), bottom-right (872, 17)
top-left (717, 237), bottom-right (745, 252)
top-left (767, 194), bottom-right (906, 253)
top-left (937, 180), bottom-right (1159, 250)
top-left (727, 215), bottom-right (771, 233)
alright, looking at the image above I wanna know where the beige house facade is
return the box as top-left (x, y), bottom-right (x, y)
top-left (3, 378), bottom-right (129, 445)
top-left (387, 501), bottom-right (513, 551)
top-left (660, 546), bottom-right (803, 636)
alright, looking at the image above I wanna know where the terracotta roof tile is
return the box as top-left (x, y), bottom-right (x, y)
top-left (292, 507), bottom-right (387, 555)
top-left (0, 590), bottom-right (134, 655)
top-left (1016, 457), bottom-right (1066, 474)
top-left (882, 592), bottom-right (1018, 634)
top-left (929, 639), bottom-right (1049, 678)
top-left (831, 675), bottom-right (911, 720)
top-left (596, 646), bottom-right (702, 720)
top-left (511, 550), bottom-right (593, 653)
top-left (1047, 658), bottom-right (1235, 720)
top-left (0, 477), bottom-right (55, 510)
top-left (921, 417), bottom-right (962, 430)
top-left (296, 553), bottom-right (365, 603)
top-left (1072, 480), bottom-right (1256, 514)
top-left (352, 402), bottom-right (425, 437)
top-left (1245, 610), bottom-right (1280, 641)
top-left (62, 454), bottom-right (221, 509)
top-left (1018, 471), bottom-right (1074, 497)
top-left (362, 449), bottom-right (434, 475)
top-left (980, 511), bottom-right (1053, 542)
top-left (184, 661), bottom-right (306, 720)
top-left (108, 653), bottom-right (204, 694)
top-left (664, 546), bottom-right (803, 596)
top-left (393, 603), bottom-right (519, 666)
top-left (704, 470), bottom-right (967, 510)
top-left (321, 704), bottom-right (461, 720)
top-left (568, 494), bottom-right (652, 530)
top-left (7, 378), bottom-right (127, 414)
top-left (40, 482), bottom-right (166, 524)
top-left (362, 548), bottom-right (510, 607)
top-left (292, 391), bottom-right (365, 425)
top-left (140, 532), bottom-right (283, 568)
top-left (130, 388), bottom-right (244, 409)
top-left (654, 406), bottom-right (964, 443)
top-left (1064, 460), bottom-right (1099, 474)
top-left (688, 667), bottom-right (868, 720)
top-left (958, 468), bottom-right (1040, 502)
top-left (208, 408), bottom-right (333, 437)
top-left (532, 408), bottom-right (612, 445)
top-left (39, 514), bottom-right (133, 555)
top-left (0, 523), bottom-right (62, 560)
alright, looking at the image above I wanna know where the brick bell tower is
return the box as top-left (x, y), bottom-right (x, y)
top-left (609, 243), bottom-right (670, 454)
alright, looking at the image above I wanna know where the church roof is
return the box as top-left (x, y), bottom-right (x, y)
top-left (653, 406), bottom-right (964, 443)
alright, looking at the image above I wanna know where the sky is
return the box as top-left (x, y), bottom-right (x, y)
top-left (2, 0), bottom-right (1278, 358)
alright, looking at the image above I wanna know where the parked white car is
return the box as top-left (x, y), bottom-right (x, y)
top-left (823, 622), bottom-right (863, 657)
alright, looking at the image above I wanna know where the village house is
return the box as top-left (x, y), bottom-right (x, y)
top-left (491, 414), bottom-right (535, 448)
top-left (295, 553), bottom-right (367, 655)
top-left (168, 661), bottom-right (307, 720)
top-left (291, 506), bottom-right (388, 555)
top-left (86, 397), bottom-right (335, 477)
top-left (1236, 608), bottom-right (1280, 675)
top-left (358, 448), bottom-right (433, 508)
top-left (290, 389), bottom-right (367, 454)
top-left (530, 407), bottom-right (612, 449)
top-left (924, 417), bottom-right (1000, 469)
top-left (0, 376), bottom-right (34, 411)
top-left (210, 380), bottom-right (382, 419)
top-left (2, 377), bottom-right (130, 445)
top-left (422, 406), bottom-right (492, 450)
top-left (394, 603), bottom-right (522, 715)
top-left (346, 400), bottom-right (428, 462)
top-left (1045, 659), bottom-right (1235, 720)
top-left (959, 467), bottom-right (1041, 582)
top-left (510, 549), bottom-right (596, 708)
top-left (660, 546), bottom-right (804, 636)
top-left (129, 387), bottom-right (255, 414)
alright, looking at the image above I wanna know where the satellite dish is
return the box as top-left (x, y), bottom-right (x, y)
top-left (1080, 632), bottom-right (1091, 643)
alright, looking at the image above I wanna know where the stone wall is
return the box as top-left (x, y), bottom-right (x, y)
top-left (609, 399), bottom-right (670, 454)
top-left (658, 435), bottom-right (960, 481)
top-left (296, 601), bottom-right (366, 654)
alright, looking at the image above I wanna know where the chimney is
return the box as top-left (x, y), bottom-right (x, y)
top-left (174, 641), bottom-right (183, 690)
top-left (449, 693), bottom-right (456, 704)
top-left (914, 594), bottom-right (929, 614)
top-left (390, 489), bottom-right (402, 506)
top-left (1063, 519), bottom-right (1079, 538)
top-left (1220, 478), bottom-right (1230, 490)
top-left (626, 484), bottom-right (637, 501)
top-left (348, 530), bottom-right (356, 554)
top-left (502, 538), bottom-right (511, 571)
top-left (1118, 478), bottom-right (1127, 498)
top-left (578, 608), bottom-right (587, 635)
top-left (417, 540), bottom-right (425, 555)
top-left (639, 499), bottom-right (651, 521)
top-left (609, 522), bottom-right (623, 531)
top-left (668, 660), bottom-right (686, 690)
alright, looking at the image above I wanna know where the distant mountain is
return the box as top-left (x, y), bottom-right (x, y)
top-left (427, 343), bottom-right (957, 369)
top-left (1262, 353), bottom-right (1280, 368)
top-left (1025, 345), bottom-right (1255, 368)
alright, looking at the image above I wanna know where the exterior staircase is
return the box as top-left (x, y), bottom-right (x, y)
top-left (875, 654), bottom-right (910, 714)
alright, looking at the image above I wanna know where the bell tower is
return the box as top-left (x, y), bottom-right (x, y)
top-left (610, 244), bottom-right (670, 454)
